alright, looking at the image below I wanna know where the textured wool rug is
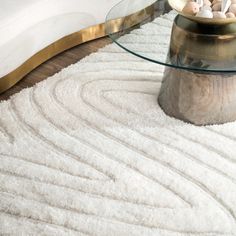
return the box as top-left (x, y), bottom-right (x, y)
top-left (1, 11), bottom-right (236, 236)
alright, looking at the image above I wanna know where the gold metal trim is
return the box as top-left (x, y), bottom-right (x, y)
top-left (0, 3), bottom-right (156, 93)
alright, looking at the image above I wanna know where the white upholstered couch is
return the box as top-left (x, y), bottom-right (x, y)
top-left (0, 0), bottom-right (156, 92)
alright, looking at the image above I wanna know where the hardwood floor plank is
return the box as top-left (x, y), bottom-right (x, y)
top-left (0, 37), bottom-right (111, 101)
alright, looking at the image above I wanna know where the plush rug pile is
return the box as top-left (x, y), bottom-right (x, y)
top-left (1, 11), bottom-right (236, 235)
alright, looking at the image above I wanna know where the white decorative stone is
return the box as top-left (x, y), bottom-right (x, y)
top-left (213, 11), bottom-right (227, 17)
top-left (182, 2), bottom-right (200, 15)
top-left (201, 5), bottom-right (213, 11)
top-left (196, 9), bottom-right (214, 17)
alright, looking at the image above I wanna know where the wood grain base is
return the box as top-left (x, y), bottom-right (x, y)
top-left (158, 67), bottom-right (236, 125)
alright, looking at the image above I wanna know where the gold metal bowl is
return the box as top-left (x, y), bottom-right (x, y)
top-left (168, 0), bottom-right (236, 25)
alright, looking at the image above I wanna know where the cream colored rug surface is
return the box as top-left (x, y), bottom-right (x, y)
top-left (1, 11), bottom-right (236, 235)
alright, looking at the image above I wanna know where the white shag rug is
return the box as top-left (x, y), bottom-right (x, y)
top-left (1, 11), bottom-right (236, 236)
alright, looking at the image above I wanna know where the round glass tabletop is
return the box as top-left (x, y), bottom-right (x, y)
top-left (105, 0), bottom-right (236, 73)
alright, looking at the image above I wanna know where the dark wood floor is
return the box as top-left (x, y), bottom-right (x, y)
top-left (0, 37), bottom-right (111, 101)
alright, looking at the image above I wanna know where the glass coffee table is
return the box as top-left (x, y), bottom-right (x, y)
top-left (105, 0), bottom-right (236, 125)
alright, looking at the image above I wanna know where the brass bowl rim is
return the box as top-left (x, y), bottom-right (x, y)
top-left (168, 0), bottom-right (236, 25)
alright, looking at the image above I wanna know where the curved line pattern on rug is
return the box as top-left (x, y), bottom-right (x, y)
top-left (0, 11), bottom-right (236, 236)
